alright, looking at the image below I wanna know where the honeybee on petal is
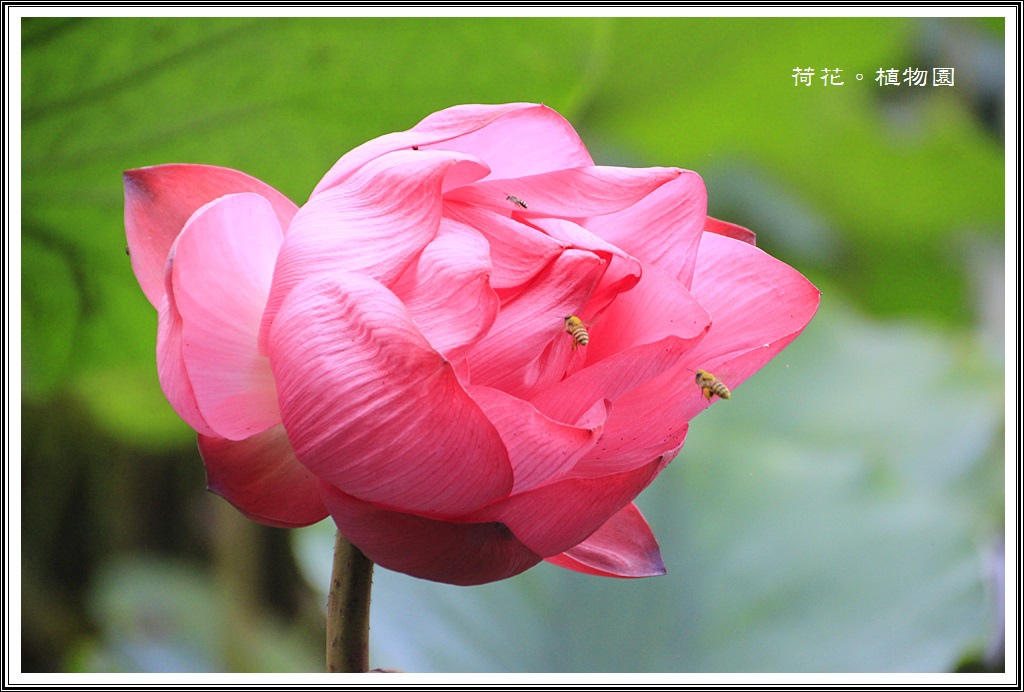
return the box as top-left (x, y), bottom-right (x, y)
top-left (694, 369), bottom-right (730, 401)
top-left (564, 315), bottom-right (589, 350)
top-left (505, 193), bottom-right (528, 209)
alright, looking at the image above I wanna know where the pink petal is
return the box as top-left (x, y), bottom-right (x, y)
top-left (582, 261), bottom-right (710, 366)
top-left (199, 425), bottom-right (327, 529)
top-left (465, 249), bottom-right (606, 397)
top-left (704, 215), bottom-right (756, 245)
top-left (419, 103), bottom-right (595, 181)
top-left (559, 348), bottom-right (696, 479)
top-left (467, 386), bottom-right (606, 493)
top-left (612, 236), bottom-right (818, 425)
top-left (124, 164), bottom-right (297, 309)
top-left (529, 217), bottom-right (642, 317)
top-left (313, 103), bottom-right (593, 195)
top-left (544, 503), bottom-right (665, 578)
top-left (502, 335), bottom-right (587, 402)
top-left (530, 335), bottom-right (694, 427)
top-left (446, 203), bottom-right (566, 293)
top-left (390, 219), bottom-right (499, 362)
top-left (468, 455), bottom-right (671, 558)
top-left (268, 273), bottom-right (513, 516)
top-left (580, 235), bottom-right (818, 429)
top-left (685, 232), bottom-right (821, 376)
top-left (319, 482), bottom-right (542, 586)
top-left (258, 150), bottom-right (488, 354)
top-left (155, 296), bottom-right (216, 437)
top-left (170, 193), bottom-right (283, 440)
top-left (446, 166), bottom-right (682, 220)
top-left (573, 397), bottom-right (690, 479)
top-left (585, 169), bottom-right (707, 288)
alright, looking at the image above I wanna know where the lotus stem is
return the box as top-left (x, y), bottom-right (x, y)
top-left (326, 530), bottom-right (374, 673)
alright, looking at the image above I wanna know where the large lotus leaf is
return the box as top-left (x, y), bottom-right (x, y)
top-left (294, 301), bottom-right (1003, 672)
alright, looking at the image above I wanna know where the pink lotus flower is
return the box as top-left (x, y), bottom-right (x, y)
top-left (125, 103), bottom-right (819, 586)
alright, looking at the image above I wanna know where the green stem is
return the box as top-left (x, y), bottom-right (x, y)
top-left (325, 530), bottom-right (374, 672)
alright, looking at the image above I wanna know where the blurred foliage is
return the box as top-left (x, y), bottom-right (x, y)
top-left (18, 15), bottom-right (1006, 673)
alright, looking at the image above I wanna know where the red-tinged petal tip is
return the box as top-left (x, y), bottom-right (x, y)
top-left (200, 426), bottom-right (328, 529)
top-left (544, 503), bottom-right (665, 578)
top-left (124, 164), bottom-right (298, 309)
top-left (704, 215), bottom-right (756, 245)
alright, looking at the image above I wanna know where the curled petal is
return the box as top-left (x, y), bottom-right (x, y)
top-left (586, 169), bottom-right (708, 288)
top-left (584, 261), bottom-right (710, 366)
top-left (468, 455), bottom-right (671, 558)
top-left (530, 217), bottom-right (642, 317)
top-left (545, 503), bottom-right (665, 578)
top-left (467, 249), bottom-right (606, 396)
top-left (639, 232), bottom-right (820, 421)
top-left (391, 219), bottom-right (499, 362)
top-left (269, 273), bottom-right (513, 516)
top-left (171, 193), bottom-right (283, 440)
top-left (420, 103), bottom-right (595, 180)
top-left (124, 164), bottom-right (297, 309)
top-left (448, 166), bottom-right (683, 220)
top-left (573, 397), bottom-right (690, 479)
top-left (576, 235), bottom-right (818, 428)
top-left (319, 482), bottom-right (542, 586)
top-left (446, 203), bottom-right (565, 293)
top-left (531, 335), bottom-right (693, 426)
top-left (314, 103), bottom-right (593, 194)
top-left (467, 385), bottom-right (606, 493)
top-left (686, 232), bottom-right (821, 372)
top-left (156, 296), bottom-right (216, 437)
top-left (200, 425), bottom-right (327, 529)
top-left (259, 150), bottom-right (489, 354)
top-left (704, 215), bottom-right (756, 245)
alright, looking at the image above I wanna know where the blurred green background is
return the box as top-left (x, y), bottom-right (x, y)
top-left (19, 15), bottom-right (1006, 674)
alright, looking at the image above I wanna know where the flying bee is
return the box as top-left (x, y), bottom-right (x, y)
top-left (505, 194), bottom-right (528, 209)
top-left (564, 315), bottom-right (589, 350)
top-left (694, 369), bottom-right (730, 401)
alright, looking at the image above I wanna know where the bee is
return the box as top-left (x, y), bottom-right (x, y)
top-left (564, 315), bottom-right (589, 349)
top-left (505, 194), bottom-right (528, 209)
top-left (694, 369), bottom-right (730, 401)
